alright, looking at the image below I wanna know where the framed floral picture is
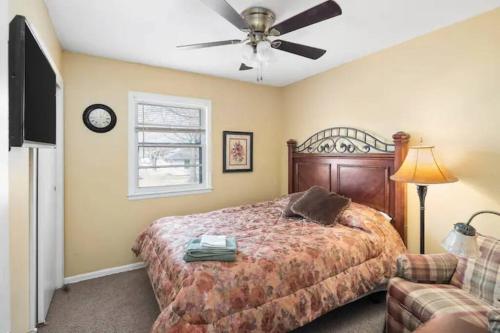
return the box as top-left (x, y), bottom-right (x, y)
top-left (223, 131), bottom-right (253, 173)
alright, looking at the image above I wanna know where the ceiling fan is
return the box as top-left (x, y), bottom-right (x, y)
top-left (177, 0), bottom-right (342, 81)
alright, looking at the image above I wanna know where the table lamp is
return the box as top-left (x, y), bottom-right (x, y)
top-left (441, 210), bottom-right (500, 257)
top-left (391, 145), bottom-right (458, 254)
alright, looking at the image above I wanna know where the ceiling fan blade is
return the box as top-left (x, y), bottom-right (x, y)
top-left (270, 0), bottom-right (342, 36)
top-left (239, 63), bottom-right (253, 71)
top-left (200, 0), bottom-right (249, 31)
top-left (177, 39), bottom-right (242, 50)
top-left (271, 40), bottom-right (326, 60)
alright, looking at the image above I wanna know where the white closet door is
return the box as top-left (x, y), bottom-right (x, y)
top-left (37, 148), bottom-right (57, 323)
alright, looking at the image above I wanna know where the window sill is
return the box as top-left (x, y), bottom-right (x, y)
top-left (128, 187), bottom-right (213, 200)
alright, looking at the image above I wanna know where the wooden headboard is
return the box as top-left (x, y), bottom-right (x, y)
top-left (287, 128), bottom-right (410, 243)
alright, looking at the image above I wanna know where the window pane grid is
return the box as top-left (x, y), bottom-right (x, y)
top-left (130, 93), bottom-right (210, 197)
top-left (136, 135), bottom-right (203, 187)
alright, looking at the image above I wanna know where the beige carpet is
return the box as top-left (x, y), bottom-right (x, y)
top-left (40, 269), bottom-right (386, 333)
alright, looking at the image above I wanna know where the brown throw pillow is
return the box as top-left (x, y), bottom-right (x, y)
top-left (291, 186), bottom-right (351, 225)
top-left (282, 192), bottom-right (304, 218)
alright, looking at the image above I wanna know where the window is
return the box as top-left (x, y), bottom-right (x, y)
top-left (128, 92), bottom-right (212, 199)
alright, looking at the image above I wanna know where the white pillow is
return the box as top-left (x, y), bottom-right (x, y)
top-left (377, 210), bottom-right (392, 222)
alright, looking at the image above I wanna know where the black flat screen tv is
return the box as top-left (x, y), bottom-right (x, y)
top-left (9, 15), bottom-right (56, 148)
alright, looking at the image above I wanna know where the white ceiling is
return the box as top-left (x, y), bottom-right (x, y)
top-left (45, 0), bottom-right (500, 86)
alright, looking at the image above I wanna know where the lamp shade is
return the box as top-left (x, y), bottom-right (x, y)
top-left (441, 211), bottom-right (500, 258)
top-left (390, 146), bottom-right (458, 184)
top-left (441, 229), bottom-right (479, 257)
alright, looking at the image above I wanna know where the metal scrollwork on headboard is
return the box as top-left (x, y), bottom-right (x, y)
top-left (295, 127), bottom-right (395, 154)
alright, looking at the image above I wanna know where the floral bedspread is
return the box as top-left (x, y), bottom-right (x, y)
top-left (133, 196), bottom-right (406, 333)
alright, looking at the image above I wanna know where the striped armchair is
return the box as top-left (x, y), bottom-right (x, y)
top-left (386, 234), bottom-right (500, 333)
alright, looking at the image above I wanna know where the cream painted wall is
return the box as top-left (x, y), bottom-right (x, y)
top-left (62, 52), bottom-right (283, 276)
top-left (8, 0), bottom-right (62, 332)
top-left (7, 151), bottom-right (30, 333)
top-left (281, 9), bottom-right (500, 253)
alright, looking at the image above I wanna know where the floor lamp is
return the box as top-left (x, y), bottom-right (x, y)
top-left (391, 145), bottom-right (458, 254)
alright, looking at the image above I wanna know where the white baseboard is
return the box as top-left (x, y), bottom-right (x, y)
top-left (63, 262), bottom-right (146, 285)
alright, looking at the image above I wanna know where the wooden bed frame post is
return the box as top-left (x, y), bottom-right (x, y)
top-left (287, 139), bottom-right (297, 194)
top-left (392, 131), bottom-right (410, 244)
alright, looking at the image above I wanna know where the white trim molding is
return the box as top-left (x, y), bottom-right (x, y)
top-left (0, 0), bottom-right (11, 330)
top-left (127, 91), bottom-right (212, 200)
top-left (28, 149), bottom-right (37, 329)
top-left (55, 84), bottom-right (65, 288)
top-left (63, 262), bottom-right (146, 285)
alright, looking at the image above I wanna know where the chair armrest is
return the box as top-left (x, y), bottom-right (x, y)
top-left (396, 253), bottom-right (458, 284)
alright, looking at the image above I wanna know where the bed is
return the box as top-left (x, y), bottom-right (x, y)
top-left (133, 128), bottom-right (411, 333)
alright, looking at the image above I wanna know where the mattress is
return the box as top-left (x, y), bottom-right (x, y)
top-left (133, 196), bottom-right (406, 332)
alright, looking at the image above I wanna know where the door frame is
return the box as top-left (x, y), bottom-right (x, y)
top-left (25, 18), bottom-right (64, 328)
top-left (55, 82), bottom-right (64, 289)
top-left (28, 149), bottom-right (38, 328)
top-left (0, 0), bottom-right (11, 330)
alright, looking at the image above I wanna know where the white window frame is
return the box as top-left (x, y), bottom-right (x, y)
top-left (128, 91), bottom-right (212, 200)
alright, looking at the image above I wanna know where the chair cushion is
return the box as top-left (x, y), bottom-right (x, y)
top-left (450, 234), bottom-right (500, 307)
top-left (413, 314), bottom-right (487, 333)
top-left (388, 277), bottom-right (491, 329)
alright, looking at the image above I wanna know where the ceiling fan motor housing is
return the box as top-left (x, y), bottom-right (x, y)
top-left (241, 7), bottom-right (276, 34)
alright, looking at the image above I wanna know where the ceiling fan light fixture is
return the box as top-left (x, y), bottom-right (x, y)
top-left (242, 43), bottom-right (257, 65)
top-left (256, 40), bottom-right (274, 63)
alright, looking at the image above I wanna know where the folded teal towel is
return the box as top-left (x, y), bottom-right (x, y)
top-left (184, 237), bottom-right (237, 262)
top-left (184, 253), bottom-right (236, 262)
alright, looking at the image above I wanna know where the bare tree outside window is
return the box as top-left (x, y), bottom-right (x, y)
top-left (136, 104), bottom-right (204, 187)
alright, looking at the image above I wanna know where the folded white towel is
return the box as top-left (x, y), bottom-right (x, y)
top-left (200, 235), bottom-right (227, 248)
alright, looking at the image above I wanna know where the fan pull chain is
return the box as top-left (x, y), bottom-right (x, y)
top-left (257, 64), bottom-right (263, 82)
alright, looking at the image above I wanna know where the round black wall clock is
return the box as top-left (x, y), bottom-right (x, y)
top-left (82, 104), bottom-right (117, 133)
